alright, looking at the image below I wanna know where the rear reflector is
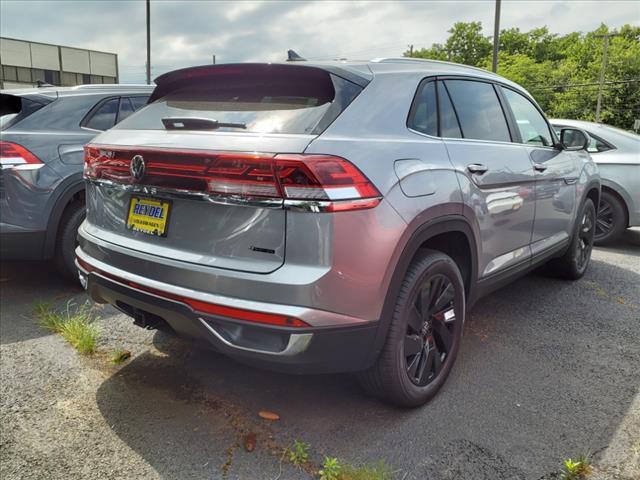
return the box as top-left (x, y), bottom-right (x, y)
top-left (0, 141), bottom-right (44, 170)
top-left (84, 146), bottom-right (381, 212)
top-left (77, 257), bottom-right (310, 328)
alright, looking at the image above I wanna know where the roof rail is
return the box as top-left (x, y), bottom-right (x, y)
top-left (370, 57), bottom-right (497, 76)
top-left (71, 84), bottom-right (153, 90)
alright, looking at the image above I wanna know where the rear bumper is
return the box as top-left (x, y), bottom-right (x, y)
top-left (78, 255), bottom-right (379, 374)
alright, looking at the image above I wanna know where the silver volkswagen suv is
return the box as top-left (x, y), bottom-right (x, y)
top-left (77, 59), bottom-right (599, 407)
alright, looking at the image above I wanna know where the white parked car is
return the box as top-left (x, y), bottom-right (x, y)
top-left (551, 120), bottom-right (640, 244)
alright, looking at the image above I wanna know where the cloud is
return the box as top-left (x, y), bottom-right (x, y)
top-left (1, 0), bottom-right (638, 83)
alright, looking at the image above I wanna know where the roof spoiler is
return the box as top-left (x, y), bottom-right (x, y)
top-left (149, 63), bottom-right (371, 103)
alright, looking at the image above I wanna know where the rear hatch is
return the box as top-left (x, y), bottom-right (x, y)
top-left (84, 63), bottom-right (369, 273)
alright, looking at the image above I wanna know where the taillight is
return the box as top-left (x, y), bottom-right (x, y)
top-left (0, 141), bottom-right (44, 170)
top-left (84, 146), bottom-right (381, 212)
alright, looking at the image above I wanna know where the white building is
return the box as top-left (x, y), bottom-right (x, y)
top-left (0, 37), bottom-right (118, 89)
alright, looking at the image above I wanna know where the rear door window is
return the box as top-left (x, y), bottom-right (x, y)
top-left (129, 96), bottom-right (148, 110)
top-left (116, 71), bottom-right (362, 135)
top-left (117, 97), bottom-right (135, 123)
top-left (438, 81), bottom-right (462, 138)
top-left (444, 80), bottom-right (511, 142)
top-left (84, 97), bottom-right (119, 131)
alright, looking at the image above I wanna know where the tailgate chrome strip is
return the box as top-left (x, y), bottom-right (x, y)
top-left (86, 178), bottom-right (283, 209)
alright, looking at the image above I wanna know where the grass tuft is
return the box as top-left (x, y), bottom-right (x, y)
top-left (286, 440), bottom-right (310, 466)
top-left (339, 461), bottom-right (394, 480)
top-left (560, 455), bottom-right (592, 480)
top-left (319, 457), bottom-right (341, 480)
top-left (110, 349), bottom-right (132, 364)
top-left (34, 302), bottom-right (99, 355)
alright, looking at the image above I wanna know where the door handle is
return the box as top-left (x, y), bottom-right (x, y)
top-left (467, 163), bottom-right (488, 175)
top-left (534, 163), bottom-right (548, 172)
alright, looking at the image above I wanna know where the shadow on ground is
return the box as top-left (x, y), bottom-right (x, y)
top-left (93, 251), bottom-right (640, 479)
top-left (0, 260), bottom-right (83, 345)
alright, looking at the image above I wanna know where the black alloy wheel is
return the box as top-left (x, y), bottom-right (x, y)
top-left (404, 273), bottom-right (457, 387)
top-left (594, 191), bottom-right (627, 245)
top-left (357, 250), bottom-right (465, 407)
top-left (595, 198), bottom-right (615, 240)
top-left (575, 203), bottom-right (595, 272)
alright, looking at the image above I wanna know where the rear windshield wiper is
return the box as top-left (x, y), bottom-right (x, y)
top-left (161, 117), bottom-right (247, 130)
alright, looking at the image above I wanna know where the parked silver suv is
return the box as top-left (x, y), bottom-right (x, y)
top-left (77, 59), bottom-right (599, 407)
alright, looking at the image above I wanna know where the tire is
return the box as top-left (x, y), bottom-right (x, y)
top-left (357, 250), bottom-right (465, 407)
top-left (594, 191), bottom-right (627, 246)
top-left (54, 201), bottom-right (86, 282)
top-left (547, 198), bottom-right (596, 280)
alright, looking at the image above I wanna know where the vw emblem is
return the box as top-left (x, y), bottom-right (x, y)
top-left (130, 155), bottom-right (145, 180)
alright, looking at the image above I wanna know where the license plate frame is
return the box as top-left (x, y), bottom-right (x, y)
top-left (126, 195), bottom-right (172, 237)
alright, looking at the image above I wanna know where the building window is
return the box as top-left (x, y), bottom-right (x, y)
top-left (82, 73), bottom-right (91, 84)
top-left (3, 66), bottom-right (18, 82)
top-left (44, 70), bottom-right (60, 85)
top-left (32, 69), bottom-right (46, 83)
top-left (17, 67), bottom-right (32, 83)
top-left (61, 71), bottom-right (76, 86)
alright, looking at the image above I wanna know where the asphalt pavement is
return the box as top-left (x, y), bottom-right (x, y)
top-left (1, 230), bottom-right (639, 480)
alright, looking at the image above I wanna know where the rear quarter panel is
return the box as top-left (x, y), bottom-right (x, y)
top-left (305, 72), bottom-right (466, 317)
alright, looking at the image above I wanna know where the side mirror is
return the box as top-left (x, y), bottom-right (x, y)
top-left (559, 128), bottom-right (589, 151)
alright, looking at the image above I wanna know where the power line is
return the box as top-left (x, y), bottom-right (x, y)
top-left (529, 79), bottom-right (639, 90)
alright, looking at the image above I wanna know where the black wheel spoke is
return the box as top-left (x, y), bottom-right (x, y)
top-left (415, 345), bottom-right (431, 383)
top-left (431, 283), bottom-right (453, 315)
top-left (407, 305), bottom-right (423, 334)
top-left (418, 284), bottom-right (430, 315)
top-left (596, 217), bottom-right (612, 230)
top-left (407, 349), bottom-right (422, 379)
top-left (432, 319), bottom-right (453, 352)
top-left (404, 334), bottom-right (423, 356)
top-left (404, 271), bottom-right (460, 387)
top-left (428, 276), bottom-right (444, 310)
top-left (431, 342), bottom-right (442, 376)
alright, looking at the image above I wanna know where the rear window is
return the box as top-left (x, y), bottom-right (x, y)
top-left (116, 71), bottom-right (362, 135)
top-left (0, 94), bottom-right (50, 131)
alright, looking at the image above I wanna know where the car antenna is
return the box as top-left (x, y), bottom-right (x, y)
top-left (287, 50), bottom-right (306, 62)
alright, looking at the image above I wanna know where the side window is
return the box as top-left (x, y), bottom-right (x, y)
top-left (117, 97), bottom-right (135, 123)
top-left (502, 88), bottom-right (553, 146)
top-left (84, 98), bottom-right (118, 131)
top-left (129, 96), bottom-right (149, 111)
top-left (437, 81), bottom-right (462, 138)
top-left (408, 80), bottom-right (437, 136)
top-left (444, 80), bottom-right (511, 142)
top-left (586, 133), bottom-right (614, 153)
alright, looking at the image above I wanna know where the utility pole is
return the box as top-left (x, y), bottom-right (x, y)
top-left (594, 33), bottom-right (620, 123)
top-left (408, 44), bottom-right (414, 56)
top-left (146, 0), bottom-right (151, 85)
top-left (212, 54), bottom-right (216, 64)
top-left (491, 0), bottom-right (501, 72)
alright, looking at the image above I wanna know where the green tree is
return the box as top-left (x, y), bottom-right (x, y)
top-left (404, 22), bottom-right (640, 130)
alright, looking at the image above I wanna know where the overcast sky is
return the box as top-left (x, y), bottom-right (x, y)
top-left (1, 0), bottom-right (638, 83)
